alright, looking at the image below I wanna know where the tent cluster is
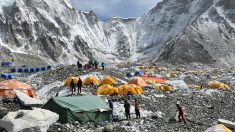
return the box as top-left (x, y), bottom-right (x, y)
top-left (96, 84), bottom-right (143, 96)
top-left (11, 65), bottom-right (52, 73)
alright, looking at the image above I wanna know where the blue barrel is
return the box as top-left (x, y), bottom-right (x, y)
top-left (35, 68), bottom-right (40, 72)
top-left (47, 65), bottom-right (52, 69)
top-left (41, 67), bottom-right (47, 71)
top-left (24, 68), bottom-right (29, 73)
top-left (126, 72), bottom-right (132, 78)
top-left (11, 68), bottom-right (17, 73)
top-left (30, 68), bottom-right (35, 72)
top-left (18, 69), bottom-right (23, 72)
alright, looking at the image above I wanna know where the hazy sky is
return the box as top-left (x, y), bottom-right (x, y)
top-left (70, 0), bottom-right (162, 20)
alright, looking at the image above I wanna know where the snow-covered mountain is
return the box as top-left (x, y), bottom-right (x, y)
top-left (0, 0), bottom-right (234, 66)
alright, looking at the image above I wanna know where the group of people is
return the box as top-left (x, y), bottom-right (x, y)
top-left (108, 98), bottom-right (141, 122)
top-left (108, 99), bottom-right (186, 123)
top-left (70, 78), bottom-right (83, 95)
top-left (77, 60), bottom-right (105, 71)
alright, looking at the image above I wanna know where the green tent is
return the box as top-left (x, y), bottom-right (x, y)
top-left (42, 96), bottom-right (111, 123)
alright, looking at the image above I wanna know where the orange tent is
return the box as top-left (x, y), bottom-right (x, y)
top-left (128, 77), bottom-right (147, 87)
top-left (83, 76), bottom-right (99, 86)
top-left (0, 80), bottom-right (35, 98)
top-left (141, 77), bottom-right (166, 84)
top-left (64, 76), bottom-right (80, 87)
top-left (118, 84), bottom-right (143, 95)
top-left (96, 84), bottom-right (118, 96)
top-left (99, 76), bottom-right (116, 86)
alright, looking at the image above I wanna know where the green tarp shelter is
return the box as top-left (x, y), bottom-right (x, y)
top-left (42, 96), bottom-right (111, 123)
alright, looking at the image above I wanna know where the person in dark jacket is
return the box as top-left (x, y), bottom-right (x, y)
top-left (108, 99), bottom-right (113, 116)
top-left (101, 62), bottom-right (105, 71)
top-left (70, 79), bottom-right (76, 95)
top-left (77, 60), bottom-right (82, 69)
top-left (94, 60), bottom-right (98, 69)
top-left (108, 99), bottom-right (113, 122)
top-left (77, 78), bottom-right (83, 94)
top-left (176, 102), bottom-right (186, 123)
top-left (124, 100), bottom-right (131, 119)
top-left (135, 99), bottom-right (140, 118)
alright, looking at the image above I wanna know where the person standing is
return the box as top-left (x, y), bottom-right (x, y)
top-left (176, 102), bottom-right (186, 124)
top-left (134, 99), bottom-right (140, 119)
top-left (77, 60), bottom-right (82, 69)
top-left (101, 62), bottom-right (105, 71)
top-left (70, 79), bottom-right (75, 95)
top-left (77, 78), bottom-right (83, 94)
top-left (108, 99), bottom-right (113, 122)
top-left (124, 100), bottom-right (131, 119)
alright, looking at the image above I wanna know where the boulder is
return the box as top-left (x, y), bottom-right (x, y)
top-left (0, 108), bottom-right (59, 132)
top-left (104, 124), bottom-right (113, 132)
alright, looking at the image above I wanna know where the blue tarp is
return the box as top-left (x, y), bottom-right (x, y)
top-left (134, 70), bottom-right (144, 76)
top-left (1, 62), bottom-right (13, 66)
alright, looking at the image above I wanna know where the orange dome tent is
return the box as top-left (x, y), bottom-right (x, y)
top-left (0, 80), bottom-right (35, 98)
top-left (128, 77), bottom-right (147, 87)
top-left (96, 84), bottom-right (118, 96)
top-left (99, 76), bottom-right (116, 86)
top-left (64, 76), bottom-right (80, 87)
top-left (118, 84), bottom-right (143, 95)
top-left (83, 76), bottom-right (99, 86)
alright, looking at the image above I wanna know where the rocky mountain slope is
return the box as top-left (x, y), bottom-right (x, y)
top-left (0, 0), bottom-right (234, 66)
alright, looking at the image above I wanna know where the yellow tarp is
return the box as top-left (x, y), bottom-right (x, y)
top-left (205, 124), bottom-right (232, 132)
top-left (96, 84), bottom-right (118, 96)
top-left (154, 85), bottom-right (173, 92)
top-left (118, 84), bottom-right (143, 95)
top-left (83, 76), bottom-right (99, 86)
top-left (64, 76), bottom-right (79, 87)
top-left (99, 76), bottom-right (116, 86)
top-left (208, 81), bottom-right (229, 90)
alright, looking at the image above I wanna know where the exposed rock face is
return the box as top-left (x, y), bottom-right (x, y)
top-left (0, 0), bottom-right (234, 66)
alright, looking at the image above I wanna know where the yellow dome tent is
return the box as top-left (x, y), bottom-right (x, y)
top-left (64, 76), bottom-right (79, 87)
top-left (99, 76), bottom-right (116, 86)
top-left (208, 81), bottom-right (229, 90)
top-left (118, 84), bottom-right (143, 95)
top-left (83, 76), bottom-right (99, 86)
top-left (96, 84), bottom-right (118, 96)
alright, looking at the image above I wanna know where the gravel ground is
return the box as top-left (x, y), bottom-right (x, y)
top-left (0, 64), bottom-right (235, 132)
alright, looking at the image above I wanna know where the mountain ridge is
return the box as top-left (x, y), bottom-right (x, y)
top-left (0, 0), bottom-right (234, 67)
